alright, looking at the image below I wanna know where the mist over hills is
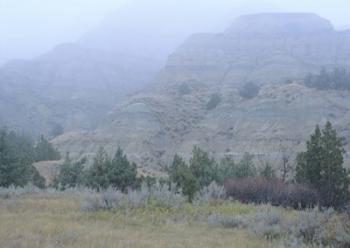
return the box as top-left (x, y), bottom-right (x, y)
top-left (54, 13), bottom-right (350, 172)
top-left (0, 42), bottom-right (159, 136)
top-left (0, 0), bottom-right (278, 137)
top-left (1, 8), bottom-right (350, 175)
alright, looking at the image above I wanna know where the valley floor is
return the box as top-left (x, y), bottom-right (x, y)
top-left (0, 193), bottom-right (271, 248)
top-left (0, 191), bottom-right (349, 248)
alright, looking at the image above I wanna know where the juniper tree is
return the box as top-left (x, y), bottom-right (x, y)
top-left (296, 122), bottom-right (350, 208)
top-left (169, 154), bottom-right (198, 201)
top-left (34, 135), bottom-right (61, 162)
top-left (85, 147), bottom-right (111, 190)
top-left (85, 147), bottom-right (137, 191)
top-left (190, 146), bottom-right (217, 188)
top-left (0, 129), bottom-right (45, 187)
top-left (260, 163), bottom-right (276, 179)
top-left (108, 147), bottom-right (137, 192)
top-left (217, 155), bottom-right (237, 183)
top-left (54, 154), bottom-right (85, 190)
top-left (236, 153), bottom-right (256, 178)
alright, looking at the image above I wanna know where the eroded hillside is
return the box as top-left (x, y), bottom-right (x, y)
top-left (54, 13), bottom-right (350, 171)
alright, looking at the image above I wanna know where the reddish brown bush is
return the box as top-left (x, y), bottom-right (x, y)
top-left (224, 177), bottom-right (319, 209)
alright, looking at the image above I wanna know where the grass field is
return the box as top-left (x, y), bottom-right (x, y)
top-left (0, 192), bottom-right (272, 248)
top-left (0, 190), bottom-right (349, 248)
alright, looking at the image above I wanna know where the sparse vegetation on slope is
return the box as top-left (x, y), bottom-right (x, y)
top-left (305, 67), bottom-right (350, 90)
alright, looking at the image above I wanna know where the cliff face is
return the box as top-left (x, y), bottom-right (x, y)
top-left (54, 13), bottom-right (350, 171)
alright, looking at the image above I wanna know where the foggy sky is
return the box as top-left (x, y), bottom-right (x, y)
top-left (1, 0), bottom-right (349, 65)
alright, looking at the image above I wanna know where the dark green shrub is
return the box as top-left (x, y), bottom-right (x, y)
top-left (206, 93), bottom-right (222, 110)
top-left (178, 83), bottom-right (191, 95)
top-left (239, 82), bottom-right (260, 99)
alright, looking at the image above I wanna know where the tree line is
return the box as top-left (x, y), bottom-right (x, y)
top-left (0, 129), bottom-right (61, 188)
top-left (1, 122), bottom-right (349, 209)
top-left (53, 121), bottom-right (349, 209)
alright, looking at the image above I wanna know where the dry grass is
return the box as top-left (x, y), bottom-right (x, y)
top-left (0, 193), bottom-right (269, 248)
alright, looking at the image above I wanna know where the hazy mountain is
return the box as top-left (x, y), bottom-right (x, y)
top-left (54, 13), bottom-right (350, 172)
top-left (0, 0), bottom-right (279, 137)
top-left (78, 0), bottom-right (278, 62)
top-left (0, 42), bottom-right (160, 136)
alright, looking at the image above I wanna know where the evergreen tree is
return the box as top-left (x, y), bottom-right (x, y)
top-left (217, 156), bottom-right (237, 183)
top-left (260, 163), bottom-right (276, 179)
top-left (85, 147), bottom-right (111, 190)
top-left (54, 154), bottom-right (85, 190)
top-left (34, 135), bottom-right (61, 162)
top-left (296, 122), bottom-right (350, 208)
top-left (296, 125), bottom-right (323, 187)
top-left (85, 147), bottom-right (138, 191)
top-left (108, 147), bottom-right (137, 192)
top-left (0, 129), bottom-right (45, 187)
top-left (236, 153), bottom-right (256, 178)
top-left (189, 146), bottom-right (217, 188)
top-left (169, 154), bottom-right (199, 201)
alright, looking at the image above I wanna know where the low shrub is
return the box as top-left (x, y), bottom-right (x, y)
top-left (177, 83), bottom-right (191, 95)
top-left (208, 213), bottom-right (247, 228)
top-left (239, 82), bottom-right (260, 99)
top-left (193, 182), bottom-right (226, 205)
top-left (208, 207), bottom-right (283, 239)
top-left (208, 206), bottom-right (350, 246)
top-left (224, 177), bottom-right (319, 209)
top-left (81, 183), bottom-right (185, 211)
top-left (0, 184), bottom-right (43, 198)
top-left (292, 208), bottom-right (350, 247)
top-left (206, 93), bottom-right (222, 110)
